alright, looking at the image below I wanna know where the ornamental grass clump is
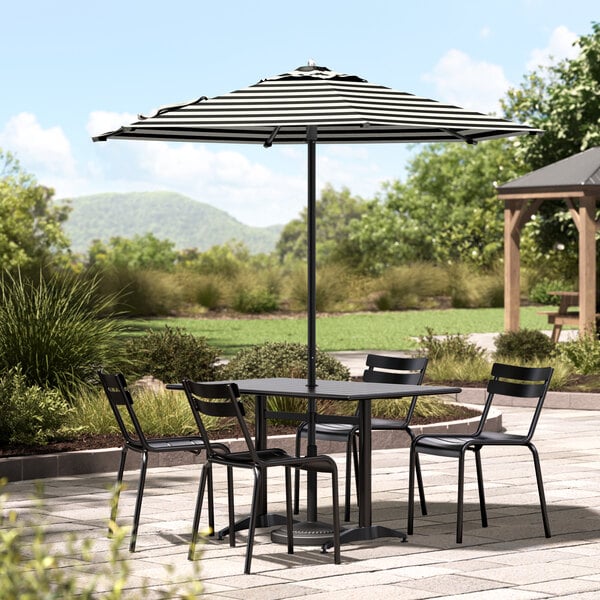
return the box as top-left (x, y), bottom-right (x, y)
top-left (0, 270), bottom-right (125, 398)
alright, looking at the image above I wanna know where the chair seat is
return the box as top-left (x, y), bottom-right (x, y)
top-left (298, 421), bottom-right (356, 441)
top-left (144, 437), bottom-right (207, 452)
top-left (370, 417), bottom-right (409, 430)
top-left (416, 431), bottom-right (530, 457)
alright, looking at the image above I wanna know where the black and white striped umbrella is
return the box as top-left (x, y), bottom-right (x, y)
top-left (94, 64), bottom-right (539, 145)
top-left (94, 64), bottom-right (542, 387)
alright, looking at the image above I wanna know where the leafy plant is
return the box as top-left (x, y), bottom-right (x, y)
top-left (418, 327), bottom-right (486, 363)
top-left (0, 483), bottom-right (203, 599)
top-left (528, 279), bottom-right (573, 305)
top-left (0, 367), bottom-right (71, 445)
top-left (0, 270), bottom-right (125, 397)
top-left (223, 342), bottom-right (350, 420)
top-left (494, 329), bottom-right (555, 362)
top-left (232, 288), bottom-right (279, 314)
top-left (125, 326), bottom-right (221, 384)
top-left (555, 331), bottom-right (600, 375)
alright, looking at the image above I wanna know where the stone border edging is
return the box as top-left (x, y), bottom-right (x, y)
top-left (1, 401), bottom-right (499, 483)
top-left (2, 386), bottom-right (597, 483)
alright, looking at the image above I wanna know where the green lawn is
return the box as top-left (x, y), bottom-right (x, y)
top-left (125, 306), bottom-right (556, 357)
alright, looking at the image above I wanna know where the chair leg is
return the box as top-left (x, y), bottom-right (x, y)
top-left (331, 467), bottom-right (341, 564)
top-left (456, 453), bottom-right (465, 544)
top-left (474, 449), bottom-right (487, 528)
top-left (207, 464), bottom-right (215, 535)
top-left (109, 446), bottom-right (128, 533)
top-left (244, 467), bottom-right (261, 575)
top-left (293, 429), bottom-right (303, 515)
top-left (414, 453), bottom-right (428, 516)
top-left (352, 432), bottom-right (360, 510)
top-left (344, 435), bottom-right (354, 522)
top-left (529, 443), bottom-right (551, 538)
top-left (130, 452), bottom-right (148, 552)
top-left (227, 466), bottom-right (235, 547)
top-left (407, 445), bottom-right (416, 535)
top-left (285, 467), bottom-right (294, 555)
top-left (188, 464), bottom-right (208, 560)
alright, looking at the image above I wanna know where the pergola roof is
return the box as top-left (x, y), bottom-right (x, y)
top-left (497, 147), bottom-right (600, 337)
top-left (498, 146), bottom-right (600, 196)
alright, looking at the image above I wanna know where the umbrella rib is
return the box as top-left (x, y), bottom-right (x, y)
top-left (263, 126), bottom-right (280, 148)
top-left (440, 128), bottom-right (477, 145)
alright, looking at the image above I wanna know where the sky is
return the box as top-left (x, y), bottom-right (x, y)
top-left (0, 1), bottom-right (597, 227)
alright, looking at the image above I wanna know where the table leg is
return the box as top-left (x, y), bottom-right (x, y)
top-left (321, 398), bottom-right (407, 551)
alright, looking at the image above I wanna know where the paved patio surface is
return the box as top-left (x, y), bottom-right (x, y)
top-left (3, 402), bottom-right (600, 598)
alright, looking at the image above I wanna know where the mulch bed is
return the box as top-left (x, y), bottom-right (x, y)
top-left (0, 406), bottom-right (479, 458)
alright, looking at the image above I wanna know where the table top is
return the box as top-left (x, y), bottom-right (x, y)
top-left (216, 377), bottom-right (460, 400)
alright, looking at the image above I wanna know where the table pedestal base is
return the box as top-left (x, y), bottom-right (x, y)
top-left (217, 513), bottom-right (287, 540)
top-left (270, 520), bottom-right (340, 546)
top-left (321, 525), bottom-right (407, 551)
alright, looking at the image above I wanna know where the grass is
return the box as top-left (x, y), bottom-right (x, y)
top-left (124, 306), bottom-right (556, 357)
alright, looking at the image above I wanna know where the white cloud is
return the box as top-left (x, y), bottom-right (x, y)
top-left (422, 49), bottom-right (510, 114)
top-left (86, 110), bottom-right (138, 138)
top-left (0, 112), bottom-right (76, 177)
top-left (526, 25), bottom-right (579, 71)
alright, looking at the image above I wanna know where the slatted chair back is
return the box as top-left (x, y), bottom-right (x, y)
top-left (362, 354), bottom-right (428, 419)
top-left (475, 363), bottom-right (554, 439)
top-left (183, 380), bottom-right (258, 462)
top-left (99, 371), bottom-right (148, 450)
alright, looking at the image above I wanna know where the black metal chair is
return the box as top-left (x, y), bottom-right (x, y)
top-left (98, 371), bottom-right (227, 552)
top-left (294, 354), bottom-right (429, 521)
top-left (407, 362), bottom-right (554, 543)
top-left (182, 379), bottom-right (341, 574)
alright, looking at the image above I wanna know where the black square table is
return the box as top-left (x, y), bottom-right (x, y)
top-left (227, 377), bottom-right (461, 550)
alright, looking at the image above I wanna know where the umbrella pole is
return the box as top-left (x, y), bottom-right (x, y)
top-left (307, 127), bottom-right (317, 390)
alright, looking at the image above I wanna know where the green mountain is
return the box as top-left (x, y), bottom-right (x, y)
top-left (62, 191), bottom-right (283, 254)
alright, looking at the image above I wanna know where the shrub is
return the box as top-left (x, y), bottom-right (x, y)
top-left (528, 278), bottom-right (573, 305)
top-left (125, 326), bottom-right (221, 383)
top-left (555, 331), bottom-right (600, 374)
top-left (223, 342), bottom-right (350, 420)
top-left (232, 288), bottom-right (279, 314)
top-left (447, 264), bottom-right (504, 308)
top-left (373, 264), bottom-right (449, 311)
top-left (418, 327), bottom-right (486, 362)
top-left (0, 270), bottom-right (125, 397)
top-left (494, 329), bottom-right (555, 362)
top-left (285, 265), bottom-right (350, 312)
top-left (93, 265), bottom-right (184, 316)
top-left (0, 367), bottom-right (71, 445)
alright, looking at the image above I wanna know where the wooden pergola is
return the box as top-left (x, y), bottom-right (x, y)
top-left (498, 147), bottom-right (600, 336)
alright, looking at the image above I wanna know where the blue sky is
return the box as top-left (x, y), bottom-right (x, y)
top-left (0, 1), bottom-right (597, 227)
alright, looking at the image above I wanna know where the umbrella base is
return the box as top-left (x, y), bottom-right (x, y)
top-left (270, 520), bottom-right (341, 546)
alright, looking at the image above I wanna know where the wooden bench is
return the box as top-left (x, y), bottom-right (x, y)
top-left (538, 291), bottom-right (599, 342)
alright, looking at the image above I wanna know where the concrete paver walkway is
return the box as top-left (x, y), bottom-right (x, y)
top-left (3, 402), bottom-right (600, 598)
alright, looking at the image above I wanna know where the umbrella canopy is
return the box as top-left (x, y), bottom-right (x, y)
top-left (94, 64), bottom-right (540, 146)
top-left (93, 64), bottom-right (542, 387)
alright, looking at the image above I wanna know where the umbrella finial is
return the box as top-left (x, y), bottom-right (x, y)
top-left (308, 58), bottom-right (316, 66)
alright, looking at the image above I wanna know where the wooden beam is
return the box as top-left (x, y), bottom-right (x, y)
top-left (579, 196), bottom-right (597, 335)
top-left (504, 198), bottom-right (522, 331)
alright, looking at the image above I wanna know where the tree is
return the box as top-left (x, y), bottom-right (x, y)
top-left (276, 185), bottom-right (368, 265)
top-left (347, 139), bottom-right (524, 273)
top-left (0, 149), bottom-right (70, 271)
top-left (86, 232), bottom-right (178, 271)
top-left (502, 22), bottom-right (600, 170)
top-left (502, 22), bottom-right (600, 272)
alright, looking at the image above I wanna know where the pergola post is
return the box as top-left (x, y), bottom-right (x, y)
top-left (504, 198), bottom-right (521, 331)
top-left (578, 196), bottom-right (597, 334)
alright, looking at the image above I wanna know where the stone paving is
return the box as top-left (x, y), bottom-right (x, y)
top-left (3, 402), bottom-right (600, 598)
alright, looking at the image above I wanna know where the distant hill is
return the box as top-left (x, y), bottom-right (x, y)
top-left (62, 191), bottom-right (283, 254)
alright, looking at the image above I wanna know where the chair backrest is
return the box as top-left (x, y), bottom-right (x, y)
top-left (98, 371), bottom-right (148, 448)
top-left (362, 354), bottom-right (428, 385)
top-left (362, 354), bottom-right (428, 421)
top-left (182, 380), bottom-right (257, 461)
top-left (477, 362), bottom-right (554, 439)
